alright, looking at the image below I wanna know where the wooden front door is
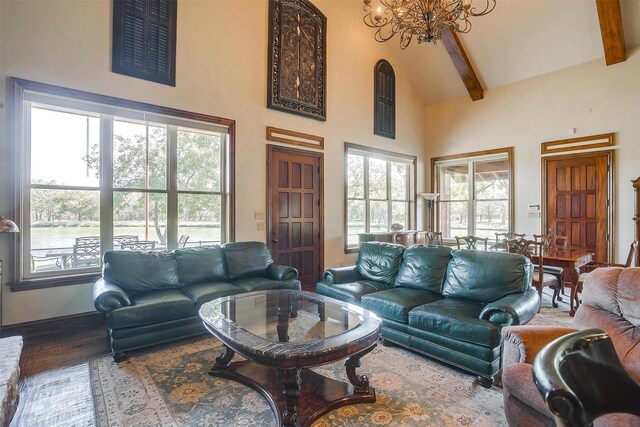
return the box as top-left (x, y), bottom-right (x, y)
top-left (544, 153), bottom-right (611, 263)
top-left (267, 146), bottom-right (323, 291)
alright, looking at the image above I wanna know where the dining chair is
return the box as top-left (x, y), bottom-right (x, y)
top-left (574, 240), bottom-right (639, 307)
top-left (72, 238), bottom-right (101, 268)
top-left (121, 240), bottom-right (156, 251)
top-left (113, 234), bottom-right (139, 247)
top-left (425, 231), bottom-right (443, 246)
top-left (455, 235), bottom-right (489, 250)
top-left (532, 232), bottom-right (568, 301)
top-left (506, 238), bottom-right (559, 311)
top-left (492, 232), bottom-right (525, 251)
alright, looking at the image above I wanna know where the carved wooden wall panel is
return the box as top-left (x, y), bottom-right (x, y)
top-left (268, 0), bottom-right (326, 121)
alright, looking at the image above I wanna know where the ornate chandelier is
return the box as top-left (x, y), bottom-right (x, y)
top-left (362, 0), bottom-right (496, 48)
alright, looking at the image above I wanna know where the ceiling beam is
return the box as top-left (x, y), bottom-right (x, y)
top-left (595, 0), bottom-right (626, 66)
top-left (440, 28), bottom-right (484, 101)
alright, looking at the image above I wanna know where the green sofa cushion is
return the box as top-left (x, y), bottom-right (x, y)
top-left (175, 246), bottom-right (228, 284)
top-left (395, 245), bottom-right (453, 292)
top-left (222, 241), bottom-right (273, 279)
top-left (361, 288), bottom-right (442, 323)
top-left (180, 282), bottom-right (244, 309)
top-left (356, 242), bottom-right (405, 286)
top-left (103, 250), bottom-right (180, 293)
top-left (316, 280), bottom-right (393, 303)
top-left (408, 298), bottom-right (502, 348)
top-left (442, 250), bottom-right (532, 303)
top-left (230, 277), bottom-right (300, 292)
top-left (107, 289), bottom-right (195, 329)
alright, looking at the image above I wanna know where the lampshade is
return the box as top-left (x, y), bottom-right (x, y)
top-left (419, 193), bottom-right (439, 201)
top-left (0, 217), bottom-right (20, 232)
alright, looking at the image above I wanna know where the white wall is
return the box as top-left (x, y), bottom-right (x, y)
top-left (424, 49), bottom-right (640, 262)
top-left (0, 0), bottom-right (426, 325)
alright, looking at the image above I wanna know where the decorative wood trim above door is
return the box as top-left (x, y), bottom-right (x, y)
top-left (541, 133), bottom-right (614, 155)
top-left (266, 126), bottom-right (324, 150)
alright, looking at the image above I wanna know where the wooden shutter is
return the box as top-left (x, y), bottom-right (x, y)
top-left (374, 60), bottom-right (395, 139)
top-left (112, 0), bottom-right (177, 86)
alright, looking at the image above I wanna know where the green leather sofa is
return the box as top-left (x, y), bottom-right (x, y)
top-left (316, 242), bottom-right (539, 385)
top-left (92, 241), bottom-right (300, 361)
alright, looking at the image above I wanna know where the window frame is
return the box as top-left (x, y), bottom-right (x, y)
top-left (7, 77), bottom-right (235, 289)
top-left (344, 142), bottom-right (416, 253)
top-left (431, 147), bottom-right (514, 242)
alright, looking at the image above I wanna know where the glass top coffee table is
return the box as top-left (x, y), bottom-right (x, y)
top-left (199, 289), bottom-right (381, 427)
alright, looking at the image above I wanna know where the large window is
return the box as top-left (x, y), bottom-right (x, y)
top-left (345, 143), bottom-right (416, 251)
top-left (432, 148), bottom-right (513, 241)
top-left (11, 78), bottom-right (234, 284)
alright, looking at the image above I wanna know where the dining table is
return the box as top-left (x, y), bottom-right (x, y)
top-left (531, 249), bottom-right (593, 316)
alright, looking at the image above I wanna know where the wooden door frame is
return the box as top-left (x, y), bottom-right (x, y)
top-left (541, 150), bottom-right (614, 262)
top-left (266, 144), bottom-right (324, 281)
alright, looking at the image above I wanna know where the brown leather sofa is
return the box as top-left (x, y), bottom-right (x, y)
top-left (501, 267), bottom-right (640, 426)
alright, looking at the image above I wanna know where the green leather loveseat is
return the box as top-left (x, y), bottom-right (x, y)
top-left (316, 242), bottom-right (539, 385)
top-left (92, 241), bottom-right (300, 361)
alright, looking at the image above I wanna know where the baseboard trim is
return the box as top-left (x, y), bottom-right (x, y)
top-left (1, 311), bottom-right (105, 338)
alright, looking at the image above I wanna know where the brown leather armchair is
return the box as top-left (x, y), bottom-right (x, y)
top-left (501, 267), bottom-right (640, 427)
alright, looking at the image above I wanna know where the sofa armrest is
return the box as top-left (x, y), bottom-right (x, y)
top-left (479, 287), bottom-right (541, 326)
top-left (322, 266), bottom-right (362, 284)
top-left (501, 325), bottom-right (576, 367)
top-left (93, 278), bottom-right (131, 313)
top-left (266, 264), bottom-right (299, 281)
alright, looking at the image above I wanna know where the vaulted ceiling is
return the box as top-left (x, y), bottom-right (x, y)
top-left (373, 0), bottom-right (640, 106)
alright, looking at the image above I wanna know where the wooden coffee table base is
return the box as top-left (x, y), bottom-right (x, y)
top-left (209, 359), bottom-right (376, 427)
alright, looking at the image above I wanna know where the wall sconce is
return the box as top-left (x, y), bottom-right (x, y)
top-left (0, 217), bottom-right (20, 233)
top-left (419, 193), bottom-right (439, 232)
top-left (1, 217), bottom-right (19, 328)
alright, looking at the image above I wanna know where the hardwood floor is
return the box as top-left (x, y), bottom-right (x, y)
top-left (0, 312), bottom-right (111, 377)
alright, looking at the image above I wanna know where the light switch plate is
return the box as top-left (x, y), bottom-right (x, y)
top-left (254, 212), bottom-right (265, 220)
top-left (256, 221), bottom-right (265, 230)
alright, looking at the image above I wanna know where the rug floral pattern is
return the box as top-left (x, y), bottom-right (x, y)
top-left (91, 335), bottom-right (508, 427)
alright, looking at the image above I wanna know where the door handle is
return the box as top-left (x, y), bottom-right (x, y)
top-left (271, 228), bottom-right (278, 243)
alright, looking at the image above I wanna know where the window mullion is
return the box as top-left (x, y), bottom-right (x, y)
top-left (364, 157), bottom-right (370, 233)
top-left (100, 115), bottom-right (114, 252)
top-left (220, 133), bottom-right (227, 243)
top-left (167, 125), bottom-right (178, 249)
top-left (468, 159), bottom-right (475, 236)
top-left (386, 160), bottom-right (392, 230)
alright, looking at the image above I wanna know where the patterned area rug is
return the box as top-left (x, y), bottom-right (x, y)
top-left (13, 289), bottom-right (573, 427)
top-left (91, 336), bottom-right (505, 427)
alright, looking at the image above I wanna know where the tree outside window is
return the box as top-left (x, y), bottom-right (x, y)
top-left (345, 143), bottom-right (415, 251)
top-left (433, 149), bottom-right (513, 241)
top-left (13, 78), bottom-right (234, 283)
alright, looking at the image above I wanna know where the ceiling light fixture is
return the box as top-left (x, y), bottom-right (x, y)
top-left (362, 0), bottom-right (495, 48)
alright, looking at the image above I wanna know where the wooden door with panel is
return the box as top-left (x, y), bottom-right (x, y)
top-left (544, 153), bottom-right (610, 263)
top-left (267, 146), bottom-right (323, 292)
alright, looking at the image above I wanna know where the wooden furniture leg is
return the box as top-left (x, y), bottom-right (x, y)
top-left (565, 268), bottom-right (580, 316)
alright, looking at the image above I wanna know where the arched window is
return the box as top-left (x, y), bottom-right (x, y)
top-left (374, 60), bottom-right (395, 139)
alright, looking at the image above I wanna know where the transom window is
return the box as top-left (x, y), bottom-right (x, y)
top-left (11, 78), bottom-right (234, 284)
top-left (432, 148), bottom-right (513, 241)
top-left (345, 143), bottom-right (416, 251)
